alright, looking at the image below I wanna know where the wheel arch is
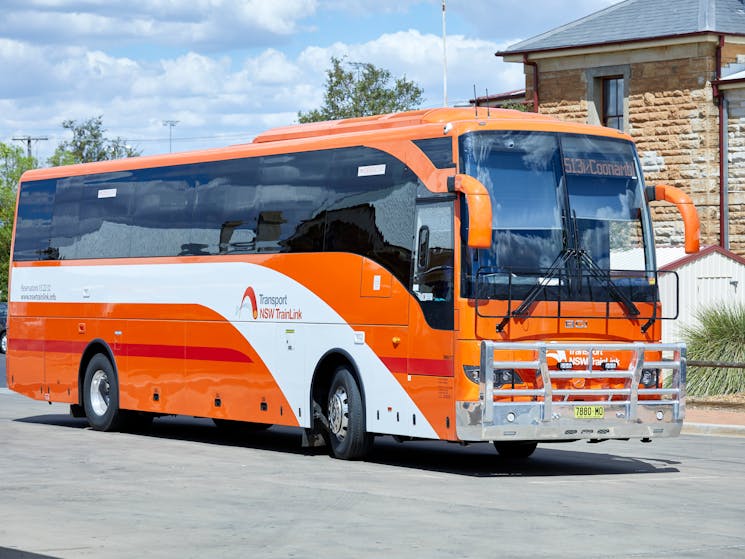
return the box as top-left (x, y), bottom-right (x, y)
top-left (310, 348), bottom-right (367, 417)
top-left (77, 339), bottom-right (118, 407)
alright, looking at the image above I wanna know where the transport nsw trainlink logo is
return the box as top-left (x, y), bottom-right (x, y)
top-left (238, 286), bottom-right (303, 320)
top-left (546, 349), bottom-right (621, 368)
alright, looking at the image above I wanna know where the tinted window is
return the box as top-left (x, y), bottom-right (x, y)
top-left (324, 148), bottom-right (416, 287)
top-left (49, 173), bottom-right (138, 260)
top-left (13, 147), bottom-right (418, 291)
top-left (76, 174), bottom-right (136, 259)
top-left (257, 151), bottom-right (330, 253)
top-left (414, 138), bottom-right (454, 169)
top-left (414, 201), bottom-right (454, 330)
top-left (130, 168), bottom-right (193, 257)
top-left (50, 177), bottom-right (81, 260)
top-left (191, 159), bottom-right (260, 255)
top-left (14, 180), bottom-right (55, 261)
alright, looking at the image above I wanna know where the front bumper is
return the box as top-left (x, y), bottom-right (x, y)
top-left (456, 341), bottom-right (686, 442)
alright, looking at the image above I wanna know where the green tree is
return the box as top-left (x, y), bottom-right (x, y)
top-left (48, 116), bottom-right (140, 166)
top-left (298, 56), bottom-right (423, 123)
top-left (499, 101), bottom-right (532, 112)
top-left (0, 142), bottom-right (36, 300)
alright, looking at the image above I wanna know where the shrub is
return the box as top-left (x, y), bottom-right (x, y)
top-left (680, 303), bottom-right (745, 396)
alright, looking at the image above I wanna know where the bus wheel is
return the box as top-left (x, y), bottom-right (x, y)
top-left (493, 441), bottom-right (538, 459)
top-left (326, 367), bottom-right (373, 460)
top-left (83, 354), bottom-right (125, 432)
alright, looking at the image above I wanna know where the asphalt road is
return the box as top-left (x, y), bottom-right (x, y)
top-left (1, 378), bottom-right (744, 559)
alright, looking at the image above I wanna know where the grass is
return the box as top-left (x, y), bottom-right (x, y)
top-left (680, 303), bottom-right (745, 396)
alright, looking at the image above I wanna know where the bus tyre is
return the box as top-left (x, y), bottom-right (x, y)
top-left (83, 354), bottom-right (126, 432)
top-left (493, 441), bottom-right (538, 459)
top-left (326, 367), bottom-right (373, 460)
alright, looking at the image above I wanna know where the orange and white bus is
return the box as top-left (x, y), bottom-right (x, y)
top-left (7, 108), bottom-right (699, 459)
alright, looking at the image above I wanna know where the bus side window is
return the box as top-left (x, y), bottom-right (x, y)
top-left (14, 180), bottom-right (55, 261)
top-left (191, 158), bottom-right (260, 255)
top-left (413, 201), bottom-right (454, 330)
top-left (131, 176), bottom-right (193, 258)
top-left (256, 152), bottom-right (327, 253)
top-left (76, 177), bottom-right (135, 259)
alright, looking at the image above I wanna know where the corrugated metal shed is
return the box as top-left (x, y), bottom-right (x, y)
top-left (659, 246), bottom-right (745, 342)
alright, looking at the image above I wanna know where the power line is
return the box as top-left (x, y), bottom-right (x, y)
top-left (122, 132), bottom-right (250, 144)
top-left (12, 135), bottom-right (49, 159)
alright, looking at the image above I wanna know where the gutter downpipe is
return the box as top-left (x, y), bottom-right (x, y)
top-left (524, 55), bottom-right (539, 112)
top-left (722, 92), bottom-right (729, 249)
top-left (715, 34), bottom-right (728, 248)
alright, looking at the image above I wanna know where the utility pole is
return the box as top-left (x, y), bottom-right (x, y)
top-left (162, 120), bottom-right (179, 153)
top-left (12, 135), bottom-right (48, 159)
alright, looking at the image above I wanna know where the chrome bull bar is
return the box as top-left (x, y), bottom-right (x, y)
top-left (455, 341), bottom-right (686, 442)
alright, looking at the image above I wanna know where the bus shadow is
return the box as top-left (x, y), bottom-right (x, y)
top-left (15, 413), bottom-right (310, 456)
top-left (368, 437), bottom-right (681, 477)
top-left (15, 413), bottom-right (681, 477)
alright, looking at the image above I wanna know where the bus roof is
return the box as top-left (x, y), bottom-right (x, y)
top-left (19, 107), bottom-right (632, 183)
top-left (252, 107), bottom-right (554, 143)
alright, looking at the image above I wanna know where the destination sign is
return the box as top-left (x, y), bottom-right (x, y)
top-left (563, 156), bottom-right (635, 178)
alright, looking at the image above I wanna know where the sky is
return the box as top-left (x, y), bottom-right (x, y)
top-left (0, 0), bottom-right (622, 164)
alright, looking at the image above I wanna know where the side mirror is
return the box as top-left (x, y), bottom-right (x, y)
top-left (454, 174), bottom-right (492, 249)
top-left (646, 184), bottom-right (700, 253)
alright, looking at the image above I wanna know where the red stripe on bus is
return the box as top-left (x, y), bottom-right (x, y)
top-left (12, 339), bottom-right (252, 364)
top-left (381, 357), bottom-right (453, 377)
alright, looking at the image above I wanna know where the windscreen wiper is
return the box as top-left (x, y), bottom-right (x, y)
top-left (567, 211), bottom-right (640, 319)
top-left (574, 248), bottom-right (640, 318)
top-left (495, 247), bottom-right (571, 332)
top-left (494, 246), bottom-right (641, 333)
top-left (496, 207), bottom-right (572, 333)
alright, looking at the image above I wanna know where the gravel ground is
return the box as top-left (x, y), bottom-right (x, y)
top-left (688, 392), bottom-right (745, 409)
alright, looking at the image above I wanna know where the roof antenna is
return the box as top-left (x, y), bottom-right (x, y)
top-left (473, 84), bottom-right (478, 117)
top-left (485, 88), bottom-right (490, 117)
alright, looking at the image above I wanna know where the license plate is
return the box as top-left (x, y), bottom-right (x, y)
top-left (574, 405), bottom-right (605, 419)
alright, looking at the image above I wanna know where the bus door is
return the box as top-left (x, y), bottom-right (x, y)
top-left (407, 199), bottom-right (457, 436)
top-left (411, 199), bottom-right (456, 368)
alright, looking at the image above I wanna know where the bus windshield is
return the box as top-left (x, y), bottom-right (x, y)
top-left (459, 131), bottom-right (656, 305)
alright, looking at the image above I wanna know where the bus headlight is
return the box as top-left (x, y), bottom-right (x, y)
top-left (640, 369), bottom-right (659, 388)
top-left (494, 369), bottom-right (522, 388)
top-left (462, 366), bottom-right (523, 387)
top-left (463, 365), bottom-right (481, 384)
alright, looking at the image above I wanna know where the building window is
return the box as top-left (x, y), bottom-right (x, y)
top-left (602, 76), bottom-right (624, 131)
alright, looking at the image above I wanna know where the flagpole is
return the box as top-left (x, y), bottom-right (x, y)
top-left (442, 0), bottom-right (448, 107)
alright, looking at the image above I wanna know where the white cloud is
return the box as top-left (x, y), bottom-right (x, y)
top-left (237, 49), bottom-right (302, 87)
top-left (1, 0), bottom-right (627, 163)
top-left (319, 0), bottom-right (426, 15)
top-left (0, 1), bottom-right (320, 50)
top-left (295, 30), bottom-right (524, 107)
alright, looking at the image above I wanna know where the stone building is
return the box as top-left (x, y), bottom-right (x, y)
top-left (497, 0), bottom-right (745, 253)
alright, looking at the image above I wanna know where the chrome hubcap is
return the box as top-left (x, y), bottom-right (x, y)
top-left (328, 386), bottom-right (349, 440)
top-left (90, 370), bottom-right (111, 417)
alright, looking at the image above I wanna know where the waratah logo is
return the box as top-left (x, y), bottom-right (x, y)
top-left (240, 287), bottom-right (258, 319)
